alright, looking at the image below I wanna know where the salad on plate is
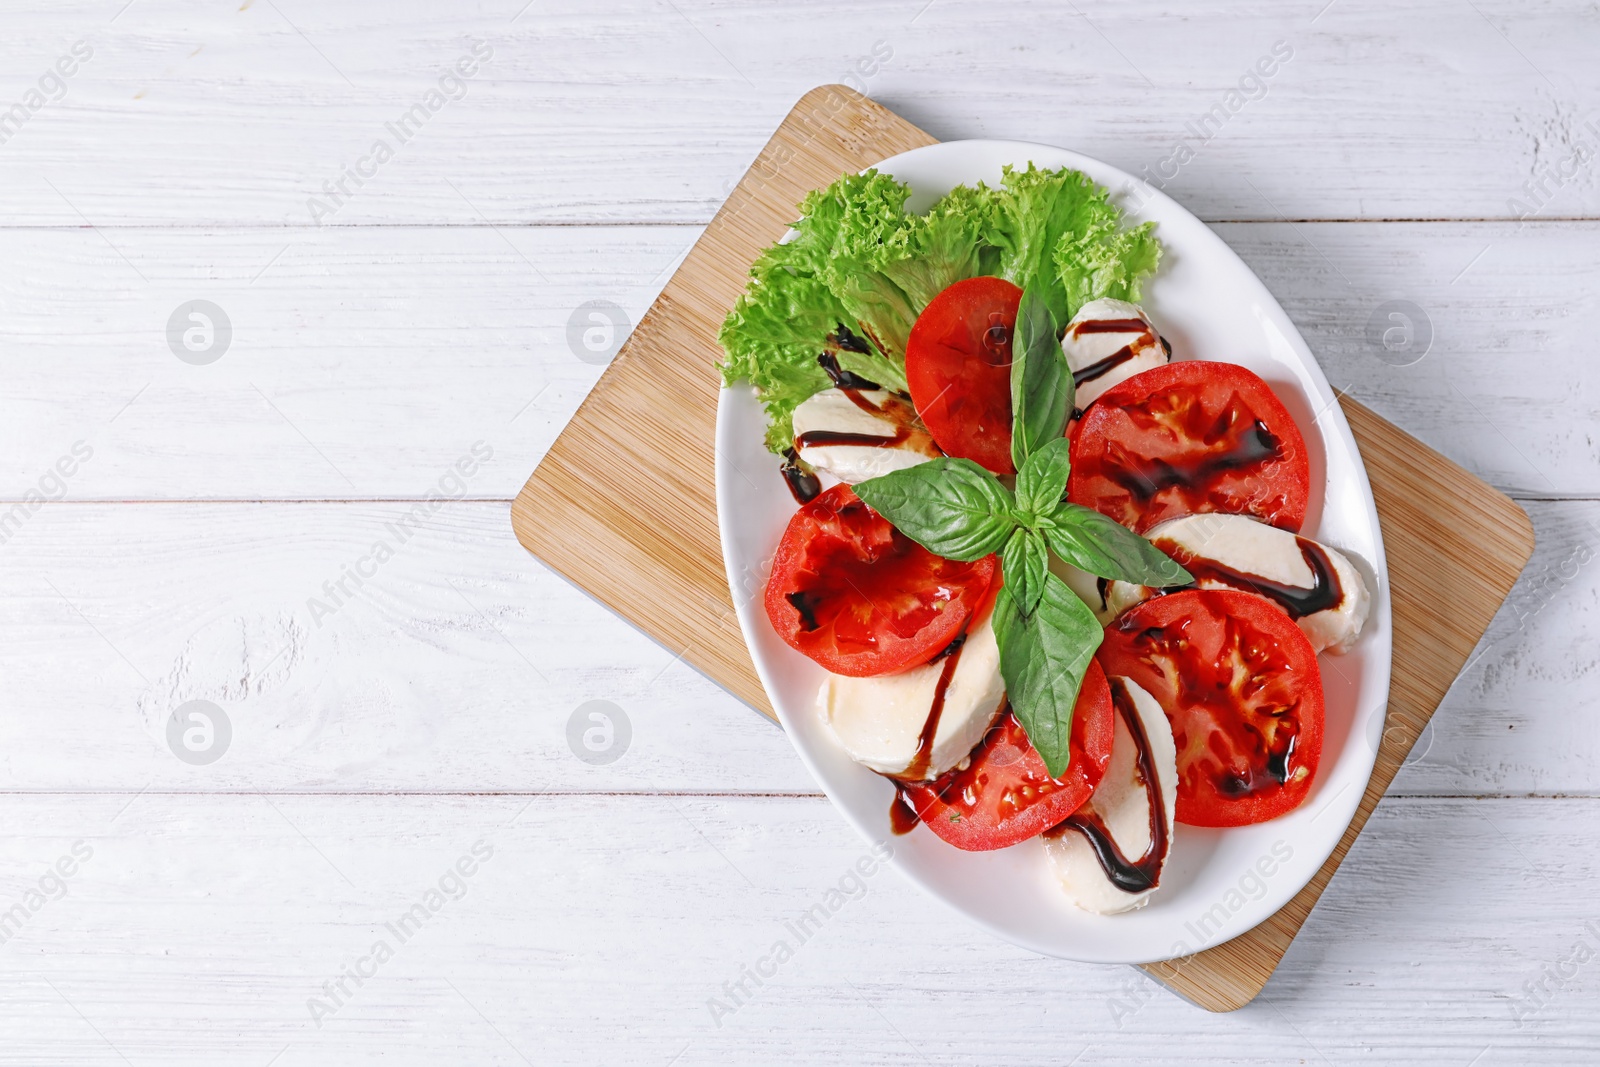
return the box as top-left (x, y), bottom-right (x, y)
top-left (719, 164), bottom-right (1371, 915)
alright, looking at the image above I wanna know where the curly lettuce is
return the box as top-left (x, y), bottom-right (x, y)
top-left (719, 164), bottom-right (1161, 456)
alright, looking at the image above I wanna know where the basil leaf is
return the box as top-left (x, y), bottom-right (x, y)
top-left (1001, 527), bottom-right (1049, 617)
top-left (1009, 286), bottom-right (1073, 472)
top-left (992, 573), bottom-right (1104, 780)
top-left (854, 459), bottom-right (1017, 562)
top-left (1043, 502), bottom-right (1194, 586)
top-left (1014, 436), bottom-right (1074, 520)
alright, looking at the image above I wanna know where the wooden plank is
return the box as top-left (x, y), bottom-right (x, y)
top-left (3, 1), bottom-right (1599, 225)
top-left (0, 500), bottom-right (815, 796)
top-left (0, 792), bottom-right (1596, 1064)
top-left (0, 497), bottom-right (1589, 795)
top-left (3, 219), bottom-right (1598, 499)
top-left (512, 85), bottom-right (1536, 1011)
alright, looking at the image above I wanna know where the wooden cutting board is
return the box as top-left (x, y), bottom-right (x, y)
top-left (511, 85), bottom-right (1535, 1012)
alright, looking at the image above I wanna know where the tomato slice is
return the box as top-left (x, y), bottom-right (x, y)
top-left (1096, 589), bottom-right (1323, 827)
top-left (764, 483), bottom-right (998, 677)
top-left (905, 276), bottom-right (1023, 475)
top-left (898, 661), bottom-right (1115, 851)
top-left (1068, 360), bottom-right (1310, 533)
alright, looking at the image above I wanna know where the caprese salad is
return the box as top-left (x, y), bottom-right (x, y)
top-left (720, 165), bottom-right (1370, 915)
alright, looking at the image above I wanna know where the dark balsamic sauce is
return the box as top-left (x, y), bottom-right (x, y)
top-left (794, 427), bottom-right (911, 450)
top-left (889, 788), bottom-right (923, 835)
top-left (1218, 728), bottom-right (1298, 797)
top-left (1157, 535), bottom-right (1344, 619)
top-left (900, 633), bottom-right (969, 783)
top-left (829, 322), bottom-right (873, 355)
top-left (1072, 317), bottom-right (1153, 336)
top-left (1068, 319), bottom-right (1158, 389)
top-left (1072, 342), bottom-right (1140, 388)
top-left (817, 350), bottom-right (882, 392)
top-left (793, 352), bottom-right (941, 458)
top-left (779, 448), bottom-right (822, 504)
top-left (784, 589), bottom-right (821, 632)
top-left (1265, 732), bottom-right (1297, 786)
top-left (1104, 420), bottom-right (1283, 505)
top-left (1051, 678), bottom-right (1168, 894)
top-left (887, 629), bottom-right (973, 833)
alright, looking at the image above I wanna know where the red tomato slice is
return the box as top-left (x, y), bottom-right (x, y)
top-left (1068, 360), bottom-right (1310, 533)
top-left (898, 661), bottom-right (1115, 851)
top-left (1096, 589), bottom-right (1323, 827)
top-left (764, 483), bottom-right (998, 677)
top-left (905, 276), bottom-right (1023, 475)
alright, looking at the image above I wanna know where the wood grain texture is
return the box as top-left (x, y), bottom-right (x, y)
top-left (2, 793), bottom-right (1596, 1065)
top-left (0, 497), bottom-right (1591, 796)
top-left (2, 0), bottom-right (1599, 225)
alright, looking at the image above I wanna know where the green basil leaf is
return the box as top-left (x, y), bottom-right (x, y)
top-left (1009, 285), bottom-right (1073, 472)
top-left (1014, 436), bottom-right (1074, 520)
top-left (854, 458), bottom-right (1017, 562)
top-left (1001, 527), bottom-right (1049, 617)
top-left (992, 573), bottom-right (1104, 780)
top-left (1043, 502), bottom-right (1194, 586)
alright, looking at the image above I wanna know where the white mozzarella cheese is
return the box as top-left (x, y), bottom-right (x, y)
top-left (1044, 676), bottom-right (1177, 915)
top-left (1104, 513), bottom-right (1371, 654)
top-left (1060, 298), bottom-right (1171, 412)
top-left (817, 612), bottom-right (1005, 781)
top-left (1047, 554), bottom-right (1117, 626)
top-left (791, 387), bottom-right (942, 484)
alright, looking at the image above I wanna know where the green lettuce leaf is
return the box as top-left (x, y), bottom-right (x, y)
top-left (988, 165), bottom-right (1096, 325)
top-left (719, 164), bottom-right (1161, 455)
top-left (1054, 213), bottom-right (1163, 315)
top-left (717, 251), bottom-right (851, 453)
top-left (880, 182), bottom-right (997, 310)
top-left (814, 172), bottom-right (922, 361)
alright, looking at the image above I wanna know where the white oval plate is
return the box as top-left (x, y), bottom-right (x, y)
top-left (715, 140), bottom-right (1391, 964)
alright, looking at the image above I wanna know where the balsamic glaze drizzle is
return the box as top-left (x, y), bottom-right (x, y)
top-left (829, 322), bottom-right (873, 354)
top-left (794, 427), bottom-right (910, 450)
top-left (887, 627), bottom-right (976, 833)
top-left (900, 632), bottom-right (969, 783)
top-left (1071, 341), bottom-right (1142, 388)
top-left (1156, 535), bottom-right (1344, 619)
top-left (1104, 420), bottom-right (1283, 504)
top-left (1052, 678), bottom-right (1168, 894)
top-left (1068, 318), bottom-right (1162, 389)
top-left (817, 350), bottom-right (882, 392)
top-left (793, 352), bottom-right (940, 457)
top-left (784, 589), bottom-right (821, 632)
top-left (779, 447), bottom-right (822, 504)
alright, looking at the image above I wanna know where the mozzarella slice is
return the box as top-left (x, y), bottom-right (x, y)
top-left (1048, 554), bottom-right (1117, 626)
top-left (1060, 298), bottom-right (1171, 412)
top-left (1105, 513), bottom-right (1371, 654)
top-left (1044, 676), bottom-right (1177, 914)
top-left (817, 613), bottom-right (1005, 780)
top-left (791, 387), bottom-right (942, 484)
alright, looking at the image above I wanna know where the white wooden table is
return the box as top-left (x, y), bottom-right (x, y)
top-left (1, 1), bottom-right (1596, 1062)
